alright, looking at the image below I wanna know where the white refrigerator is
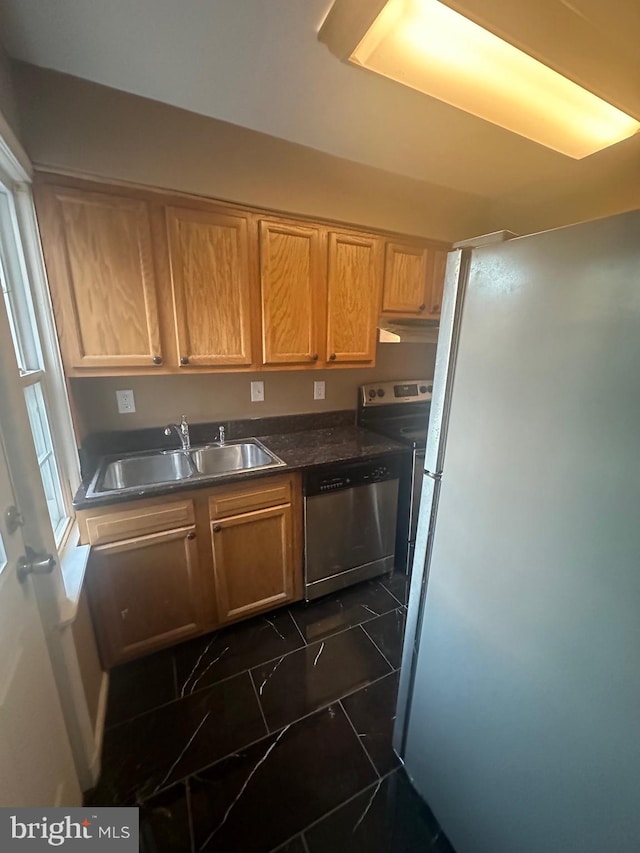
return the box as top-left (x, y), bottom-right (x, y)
top-left (394, 210), bottom-right (640, 853)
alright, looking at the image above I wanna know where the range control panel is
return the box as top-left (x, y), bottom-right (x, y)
top-left (360, 379), bottom-right (433, 407)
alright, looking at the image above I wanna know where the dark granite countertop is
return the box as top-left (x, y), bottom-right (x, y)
top-left (73, 423), bottom-right (409, 511)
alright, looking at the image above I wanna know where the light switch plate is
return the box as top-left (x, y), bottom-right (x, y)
top-left (250, 381), bottom-right (264, 402)
top-left (116, 389), bottom-right (136, 414)
top-left (313, 381), bottom-right (326, 400)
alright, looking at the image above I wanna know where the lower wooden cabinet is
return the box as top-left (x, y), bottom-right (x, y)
top-left (79, 473), bottom-right (302, 667)
top-left (208, 476), bottom-right (300, 623)
top-left (88, 525), bottom-right (204, 667)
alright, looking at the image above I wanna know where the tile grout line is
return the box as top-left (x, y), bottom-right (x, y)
top-left (297, 768), bottom-right (399, 839)
top-left (104, 668), bottom-right (253, 733)
top-left (358, 623), bottom-right (395, 671)
top-left (141, 668), bottom-right (399, 803)
top-left (288, 609), bottom-right (308, 646)
top-left (248, 668), bottom-right (270, 736)
top-left (338, 698), bottom-right (380, 781)
top-left (381, 578), bottom-right (408, 608)
top-left (107, 606), bottom-right (400, 732)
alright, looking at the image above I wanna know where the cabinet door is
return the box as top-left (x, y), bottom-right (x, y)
top-left (382, 241), bottom-right (430, 315)
top-left (325, 231), bottom-right (382, 364)
top-left (37, 187), bottom-right (163, 370)
top-left (211, 504), bottom-right (295, 623)
top-left (88, 526), bottom-right (203, 667)
top-left (428, 248), bottom-right (449, 316)
top-left (166, 206), bottom-right (254, 367)
top-left (260, 220), bottom-right (322, 365)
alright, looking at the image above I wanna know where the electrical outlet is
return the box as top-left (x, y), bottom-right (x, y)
top-left (250, 381), bottom-right (264, 402)
top-left (116, 389), bottom-right (136, 414)
top-left (313, 380), bottom-right (326, 400)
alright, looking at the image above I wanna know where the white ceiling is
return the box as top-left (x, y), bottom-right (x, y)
top-left (1, 0), bottom-right (639, 201)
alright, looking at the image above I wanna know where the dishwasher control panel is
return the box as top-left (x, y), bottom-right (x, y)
top-left (304, 454), bottom-right (404, 496)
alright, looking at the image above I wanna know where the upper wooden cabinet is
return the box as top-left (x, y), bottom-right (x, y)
top-left (259, 220), bottom-right (322, 366)
top-left (35, 173), bottom-right (450, 376)
top-left (326, 231), bottom-right (382, 365)
top-left (36, 185), bottom-right (163, 370)
top-left (428, 248), bottom-right (449, 316)
top-left (259, 221), bottom-right (382, 368)
top-left (166, 206), bottom-right (254, 368)
top-left (382, 240), bottom-right (450, 318)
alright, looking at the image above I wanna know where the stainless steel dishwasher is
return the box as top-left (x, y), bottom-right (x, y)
top-left (303, 455), bottom-right (401, 600)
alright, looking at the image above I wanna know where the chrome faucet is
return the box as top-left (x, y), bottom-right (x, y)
top-left (164, 414), bottom-right (191, 452)
top-left (217, 425), bottom-right (225, 445)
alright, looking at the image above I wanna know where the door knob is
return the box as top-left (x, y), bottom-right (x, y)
top-left (5, 505), bottom-right (24, 534)
top-left (17, 546), bottom-right (56, 584)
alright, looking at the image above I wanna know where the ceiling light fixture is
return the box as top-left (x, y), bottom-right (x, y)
top-left (319, 0), bottom-right (640, 159)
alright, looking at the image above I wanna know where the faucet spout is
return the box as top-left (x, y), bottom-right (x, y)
top-left (164, 414), bottom-right (191, 452)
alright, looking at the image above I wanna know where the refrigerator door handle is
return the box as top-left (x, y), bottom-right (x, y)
top-left (424, 470), bottom-right (442, 481)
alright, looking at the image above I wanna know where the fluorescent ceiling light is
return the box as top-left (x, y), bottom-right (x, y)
top-left (327, 0), bottom-right (640, 159)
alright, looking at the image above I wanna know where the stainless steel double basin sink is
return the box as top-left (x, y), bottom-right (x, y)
top-left (85, 439), bottom-right (286, 498)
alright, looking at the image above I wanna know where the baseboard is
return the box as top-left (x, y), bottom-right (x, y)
top-left (86, 670), bottom-right (109, 789)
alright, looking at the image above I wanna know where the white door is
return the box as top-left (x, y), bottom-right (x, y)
top-left (0, 434), bottom-right (79, 806)
top-left (0, 176), bottom-right (81, 806)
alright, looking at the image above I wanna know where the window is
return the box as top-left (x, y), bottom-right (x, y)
top-left (0, 181), bottom-right (78, 545)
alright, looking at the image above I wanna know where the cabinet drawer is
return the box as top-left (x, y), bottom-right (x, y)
top-left (209, 476), bottom-right (292, 519)
top-left (82, 499), bottom-right (195, 546)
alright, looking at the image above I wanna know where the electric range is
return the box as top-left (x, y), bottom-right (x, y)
top-left (357, 379), bottom-right (433, 572)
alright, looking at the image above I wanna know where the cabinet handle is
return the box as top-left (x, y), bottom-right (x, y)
top-left (433, 304), bottom-right (440, 312)
top-left (311, 353), bottom-right (318, 361)
top-left (186, 531), bottom-right (196, 540)
top-left (329, 353), bottom-right (337, 361)
top-left (152, 355), bottom-right (163, 365)
top-left (419, 303), bottom-right (426, 311)
top-left (180, 356), bottom-right (190, 365)
top-left (121, 608), bottom-right (129, 621)
top-left (212, 524), bottom-right (221, 533)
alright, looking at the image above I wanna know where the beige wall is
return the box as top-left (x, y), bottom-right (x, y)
top-left (12, 62), bottom-right (492, 243)
top-left (0, 40), bottom-right (20, 137)
top-left (11, 62), bottom-right (445, 439)
top-left (72, 342), bottom-right (436, 433)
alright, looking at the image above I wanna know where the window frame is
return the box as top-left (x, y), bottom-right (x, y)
top-left (0, 156), bottom-right (80, 549)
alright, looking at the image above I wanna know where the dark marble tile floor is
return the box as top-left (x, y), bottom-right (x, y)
top-left (90, 573), bottom-right (453, 852)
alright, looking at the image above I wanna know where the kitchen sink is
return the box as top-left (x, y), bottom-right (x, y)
top-left (85, 439), bottom-right (286, 497)
top-left (190, 442), bottom-right (277, 476)
top-left (99, 450), bottom-right (194, 491)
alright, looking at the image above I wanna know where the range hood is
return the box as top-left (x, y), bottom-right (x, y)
top-left (378, 318), bottom-right (440, 344)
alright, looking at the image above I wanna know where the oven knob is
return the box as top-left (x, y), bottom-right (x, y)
top-left (419, 385), bottom-right (428, 394)
top-left (377, 388), bottom-right (385, 398)
top-left (368, 389), bottom-right (376, 399)
top-left (427, 384), bottom-right (433, 392)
